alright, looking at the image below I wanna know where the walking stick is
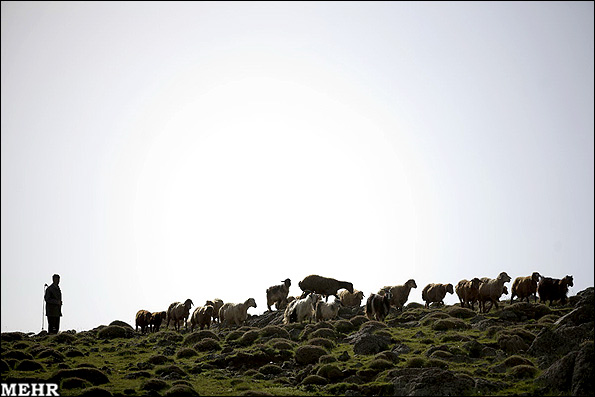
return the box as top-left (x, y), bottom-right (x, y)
top-left (42, 284), bottom-right (48, 331)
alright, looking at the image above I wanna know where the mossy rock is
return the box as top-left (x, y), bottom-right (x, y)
top-left (61, 377), bottom-right (93, 390)
top-left (141, 378), bottom-right (169, 391)
top-left (502, 355), bottom-right (534, 368)
top-left (301, 374), bottom-right (328, 385)
top-left (431, 318), bottom-right (469, 331)
top-left (16, 359), bottom-right (45, 371)
top-left (259, 364), bottom-right (283, 375)
top-left (267, 338), bottom-right (295, 351)
top-left (50, 368), bottom-right (110, 385)
top-left (3, 350), bottom-right (34, 360)
top-left (237, 330), bottom-right (259, 346)
top-left (444, 306), bottom-right (477, 319)
top-left (349, 315), bottom-right (369, 328)
top-left (421, 311), bottom-right (451, 326)
top-left (147, 355), bottom-right (173, 365)
top-left (176, 347), bottom-right (198, 359)
top-left (79, 386), bottom-right (113, 396)
top-left (318, 354), bottom-right (338, 364)
top-left (509, 364), bottom-right (538, 379)
top-left (97, 325), bottom-right (134, 339)
top-left (164, 383), bottom-right (199, 396)
top-left (295, 345), bottom-right (327, 365)
top-left (426, 358), bottom-right (449, 369)
top-left (308, 337), bottom-right (335, 350)
top-left (259, 325), bottom-right (290, 340)
top-left (309, 328), bottom-right (338, 340)
top-left (226, 330), bottom-right (244, 342)
top-left (194, 338), bottom-right (221, 352)
top-left (316, 364), bottom-right (344, 381)
top-left (334, 319), bottom-right (356, 334)
top-left (367, 358), bottom-right (393, 371)
top-left (109, 320), bottom-right (133, 329)
top-left (52, 333), bottom-right (77, 344)
top-left (404, 357), bottom-right (426, 368)
top-left (154, 365), bottom-right (187, 378)
top-left (183, 330), bottom-right (219, 346)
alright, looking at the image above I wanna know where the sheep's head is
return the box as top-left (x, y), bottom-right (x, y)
top-left (471, 278), bottom-right (482, 288)
top-left (356, 290), bottom-right (365, 299)
top-left (563, 275), bottom-right (574, 287)
top-left (282, 278), bottom-right (291, 288)
top-left (345, 282), bottom-right (354, 293)
top-left (204, 306), bottom-right (215, 316)
top-left (246, 298), bottom-right (257, 308)
top-left (184, 299), bottom-right (194, 308)
top-left (407, 279), bottom-right (417, 289)
top-left (502, 286), bottom-right (509, 295)
top-left (446, 284), bottom-right (454, 294)
top-left (531, 272), bottom-right (541, 283)
top-left (497, 272), bottom-right (511, 283)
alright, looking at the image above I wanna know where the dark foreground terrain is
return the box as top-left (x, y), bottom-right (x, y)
top-left (1, 288), bottom-right (593, 396)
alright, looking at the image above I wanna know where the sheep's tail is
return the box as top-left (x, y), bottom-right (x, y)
top-left (365, 295), bottom-right (373, 319)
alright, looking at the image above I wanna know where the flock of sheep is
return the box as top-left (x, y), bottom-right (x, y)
top-left (135, 272), bottom-right (574, 333)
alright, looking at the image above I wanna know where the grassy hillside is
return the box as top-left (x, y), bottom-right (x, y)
top-left (1, 289), bottom-right (593, 396)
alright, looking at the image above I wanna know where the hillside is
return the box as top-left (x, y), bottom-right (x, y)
top-left (1, 288), bottom-right (593, 396)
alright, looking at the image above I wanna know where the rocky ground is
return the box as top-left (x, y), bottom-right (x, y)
top-left (1, 288), bottom-right (593, 396)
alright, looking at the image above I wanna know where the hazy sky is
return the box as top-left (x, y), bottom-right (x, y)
top-left (2, 2), bottom-right (593, 333)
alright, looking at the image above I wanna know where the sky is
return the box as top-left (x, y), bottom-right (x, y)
top-left (1, 2), bottom-right (593, 333)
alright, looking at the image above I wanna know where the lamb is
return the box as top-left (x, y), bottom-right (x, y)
top-left (266, 278), bottom-right (291, 311)
top-left (421, 283), bottom-right (454, 309)
top-left (166, 298), bottom-right (194, 331)
top-left (510, 272), bottom-right (541, 304)
top-left (455, 278), bottom-right (483, 310)
top-left (205, 299), bottom-right (224, 324)
top-left (298, 274), bottom-right (354, 302)
top-left (537, 275), bottom-right (573, 305)
top-left (378, 279), bottom-right (417, 312)
top-left (338, 289), bottom-right (365, 307)
top-left (478, 272), bottom-right (512, 313)
top-left (135, 310), bottom-right (152, 334)
top-left (283, 292), bottom-right (321, 324)
top-left (315, 299), bottom-right (342, 322)
top-left (365, 292), bottom-right (392, 321)
top-left (150, 311), bottom-right (167, 332)
top-left (190, 305), bottom-right (215, 331)
top-left (219, 298), bottom-right (257, 328)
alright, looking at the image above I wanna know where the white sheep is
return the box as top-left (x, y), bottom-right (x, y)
top-left (166, 299), bottom-right (194, 331)
top-left (266, 278), bottom-right (291, 311)
top-left (338, 289), bottom-right (365, 307)
top-left (205, 298), bottom-right (224, 324)
top-left (421, 283), bottom-right (454, 308)
top-left (478, 272), bottom-right (512, 313)
top-left (219, 298), bottom-right (257, 328)
top-left (190, 305), bottom-right (215, 331)
top-left (378, 279), bottom-right (417, 312)
top-left (315, 298), bottom-right (342, 322)
top-left (283, 292), bottom-right (321, 324)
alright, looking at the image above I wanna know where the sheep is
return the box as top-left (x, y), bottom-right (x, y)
top-left (266, 278), bottom-right (291, 311)
top-left (338, 289), bottom-right (365, 307)
top-left (298, 274), bottom-right (354, 302)
top-left (421, 283), bottom-right (454, 309)
top-left (315, 298), bottom-right (342, 322)
top-left (378, 279), bottom-right (417, 312)
top-left (219, 298), bottom-right (257, 328)
top-left (510, 272), bottom-right (541, 304)
top-left (283, 292), bottom-right (321, 324)
top-left (365, 292), bottom-right (392, 321)
top-left (478, 272), bottom-right (512, 313)
top-left (455, 278), bottom-right (483, 310)
top-left (150, 311), bottom-right (167, 332)
top-left (190, 305), bottom-right (215, 331)
top-left (166, 298), bottom-right (194, 331)
top-left (205, 299), bottom-right (224, 324)
top-left (538, 275), bottom-right (573, 305)
top-left (274, 295), bottom-right (295, 311)
top-left (135, 310), bottom-right (152, 334)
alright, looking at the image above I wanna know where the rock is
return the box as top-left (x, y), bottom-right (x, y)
top-left (294, 345), bottom-right (327, 365)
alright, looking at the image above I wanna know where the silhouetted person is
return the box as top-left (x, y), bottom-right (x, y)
top-left (44, 274), bottom-right (62, 334)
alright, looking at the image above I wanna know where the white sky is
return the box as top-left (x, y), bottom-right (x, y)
top-left (1, 2), bottom-right (593, 333)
